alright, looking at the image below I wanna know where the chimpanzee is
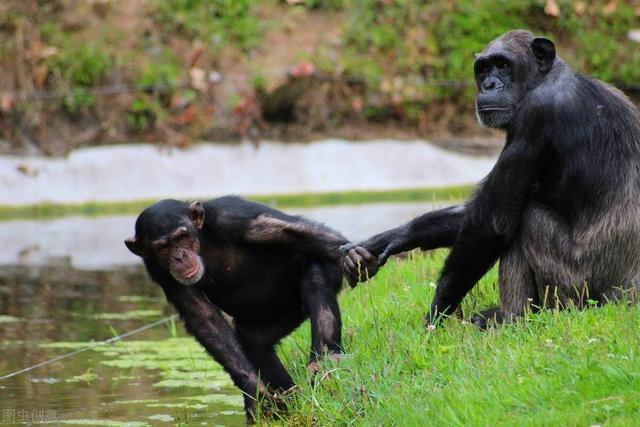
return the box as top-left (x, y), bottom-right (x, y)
top-left (342, 30), bottom-right (640, 329)
top-left (125, 196), bottom-right (350, 420)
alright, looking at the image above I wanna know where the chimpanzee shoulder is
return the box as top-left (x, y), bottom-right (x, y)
top-left (203, 196), bottom-right (302, 223)
top-left (202, 196), bottom-right (343, 245)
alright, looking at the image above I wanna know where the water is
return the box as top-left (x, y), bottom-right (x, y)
top-left (0, 201), bottom-right (456, 426)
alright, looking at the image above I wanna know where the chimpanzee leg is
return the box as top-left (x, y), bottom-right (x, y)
top-left (300, 261), bottom-right (343, 368)
top-left (475, 202), bottom-right (639, 329)
top-left (472, 202), bottom-right (575, 329)
top-left (471, 238), bottom-right (538, 329)
top-left (236, 311), bottom-right (304, 393)
top-left (520, 203), bottom-right (588, 307)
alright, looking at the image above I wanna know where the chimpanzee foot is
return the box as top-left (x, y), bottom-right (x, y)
top-left (306, 360), bottom-right (321, 375)
top-left (470, 307), bottom-right (504, 330)
top-left (306, 353), bottom-right (345, 375)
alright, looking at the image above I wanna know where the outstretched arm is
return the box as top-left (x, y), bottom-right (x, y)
top-left (355, 205), bottom-right (465, 261)
top-left (161, 283), bottom-right (270, 402)
top-left (340, 205), bottom-right (466, 284)
top-left (244, 214), bottom-right (347, 260)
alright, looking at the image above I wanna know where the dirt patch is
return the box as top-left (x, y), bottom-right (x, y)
top-left (0, 1), bottom-right (499, 156)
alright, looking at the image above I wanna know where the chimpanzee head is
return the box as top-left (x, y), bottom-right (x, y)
top-left (474, 30), bottom-right (556, 129)
top-left (125, 199), bottom-right (205, 286)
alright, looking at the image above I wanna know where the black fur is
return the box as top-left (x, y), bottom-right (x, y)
top-left (126, 196), bottom-right (348, 421)
top-left (343, 30), bottom-right (640, 327)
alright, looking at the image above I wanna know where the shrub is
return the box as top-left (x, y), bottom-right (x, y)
top-left (47, 43), bottom-right (112, 116)
top-left (152, 0), bottom-right (262, 52)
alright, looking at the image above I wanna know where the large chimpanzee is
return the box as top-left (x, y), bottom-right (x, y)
top-left (125, 196), bottom-right (349, 420)
top-left (343, 30), bottom-right (640, 329)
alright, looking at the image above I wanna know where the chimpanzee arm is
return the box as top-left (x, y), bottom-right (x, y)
top-left (427, 136), bottom-right (545, 324)
top-left (204, 198), bottom-right (347, 260)
top-left (347, 205), bottom-right (465, 263)
top-left (244, 214), bottom-right (347, 260)
top-left (339, 206), bottom-right (465, 285)
top-left (160, 282), bottom-right (270, 399)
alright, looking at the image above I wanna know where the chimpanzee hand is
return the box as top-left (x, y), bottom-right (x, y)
top-left (340, 245), bottom-right (380, 287)
top-left (424, 289), bottom-right (463, 330)
top-left (245, 387), bottom-right (286, 423)
top-left (339, 226), bottom-right (411, 286)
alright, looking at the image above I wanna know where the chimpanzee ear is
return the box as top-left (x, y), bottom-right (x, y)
top-left (189, 200), bottom-right (205, 229)
top-left (531, 37), bottom-right (556, 73)
top-left (124, 236), bottom-right (145, 257)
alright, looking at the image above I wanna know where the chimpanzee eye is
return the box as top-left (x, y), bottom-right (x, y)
top-left (476, 62), bottom-right (488, 75)
top-left (172, 226), bottom-right (191, 244)
top-left (496, 59), bottom-right (510, 71)
top-left (152, 239), bottom-right (169, 251)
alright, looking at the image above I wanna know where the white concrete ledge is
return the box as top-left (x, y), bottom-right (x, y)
top-left (1, 139), bottom-right (496, 206)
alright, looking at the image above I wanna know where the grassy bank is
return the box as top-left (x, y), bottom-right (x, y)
top-left (0, 185), bottom-right (472, 221)
top-left (278, 250), bottom-right (640, 426)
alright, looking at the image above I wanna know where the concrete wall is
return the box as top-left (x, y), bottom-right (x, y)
top-left (0, 139), bottom-right (496, 206)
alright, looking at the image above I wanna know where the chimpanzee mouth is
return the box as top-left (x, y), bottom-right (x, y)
top-left (478, 106), bottom-right (512, 112)
top-left (476, 105), bottom-right (514, 129)
top-left (172, 257), bottom-right (205, 286)
top-left (184, 266), bottom-right (199, 278)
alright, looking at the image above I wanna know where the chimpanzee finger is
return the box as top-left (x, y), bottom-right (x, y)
top-left (339, 243), bottom-right (357, 256)
top-left (347, 249), bottom-right (367, 268)
top-left (341, 258), bottom-right (358, 288)
top-left (343, 254), bottom-right (358, 273)
top-left (354, 246), bottom-right (377, 263)
top-left (348, 249), bottom-right (372, 282)
top-left (378, 243), bottom-right (397, 265)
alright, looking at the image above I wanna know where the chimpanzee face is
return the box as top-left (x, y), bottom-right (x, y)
top-left (474, 32), bottom-right (556, 129)
top-left (474, 52), bottom-right (519, 129)
top-left (125, 200), bottom-right (206, 286)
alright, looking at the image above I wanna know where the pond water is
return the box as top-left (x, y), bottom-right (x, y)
top-left (0, 201), bottom-right (456, 426)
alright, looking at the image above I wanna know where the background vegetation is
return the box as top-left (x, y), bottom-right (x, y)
top-left (1, 0), bottom-right (640, 154)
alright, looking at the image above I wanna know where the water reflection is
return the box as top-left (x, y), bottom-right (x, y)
top-left (0, 201), bottom-right (455, 269)
top-left (0, 201), bottom-right (454, 425)
top-left (0, 265), bottom-right (244, 426)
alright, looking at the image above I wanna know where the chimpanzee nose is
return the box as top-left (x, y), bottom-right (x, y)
top-left (482, 78), bottom-right (496, 91)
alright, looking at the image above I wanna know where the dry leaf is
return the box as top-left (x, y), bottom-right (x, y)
top-left (0, 92), bottom-right (15, 112)
top-left (189, 67), bottom-right (208, 92)
top-left (188, 40), bottom-right (205, 67)
top-left (16, 164), bottom-right (39, 177)
top-left (290, 62), bottom-right (315, 78)
top-left (603, 0), bottom-right (617, 15)
top-left (352, 97), bottom-right (363, 113)
top-left (545, 0), bottom-right (560, 17)
top-left (574, 1), bottom-right (586, 15)
top-left (40, 46), bottom-right (58, 58)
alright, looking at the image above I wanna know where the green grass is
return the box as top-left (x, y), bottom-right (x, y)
top-left (0, 185), bottom-right (472, 221)
top-left (277, 250), bottom-right (640, 426)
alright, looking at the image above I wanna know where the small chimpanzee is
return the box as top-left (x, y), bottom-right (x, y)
top-left (125, 196), bottom-right (349, 420)
top-left (343, 30), bottom-right (640, 329)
